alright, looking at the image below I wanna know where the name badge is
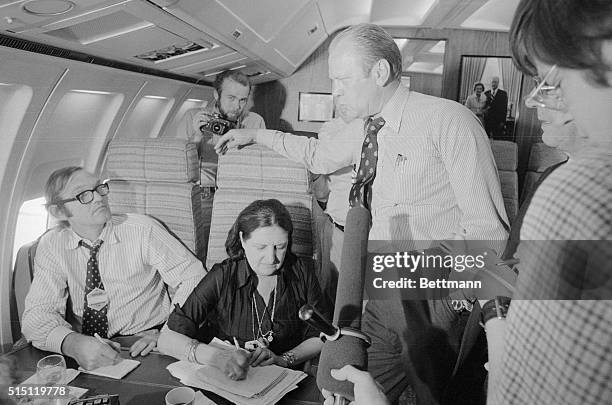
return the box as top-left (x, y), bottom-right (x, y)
top-left (87, 288), bottom-right (108, 311)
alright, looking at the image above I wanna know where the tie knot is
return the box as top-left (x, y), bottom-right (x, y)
top-left (80, 239), bottom-right (103, 254)
top-left (366, 116), bottom-right (385, 134)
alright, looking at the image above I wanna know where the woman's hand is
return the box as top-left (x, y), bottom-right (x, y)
top-left (249, 346), bottom-right (284, 367)
top-left (214, 349), bottom-right (251, 380)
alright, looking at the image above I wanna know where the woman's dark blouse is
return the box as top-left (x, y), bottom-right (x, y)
top-left (167, 254), bottom-right (332, 354)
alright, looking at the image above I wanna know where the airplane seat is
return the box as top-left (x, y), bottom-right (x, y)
top-left (10, 240), bottom-right (39, 347)
top-left (206, 144), bottom-right (317, 271)
top-left (490, 140), bottom-right (519, 225)
top-left (104, 138), bottom-right (208, 262)
top-left (521, 142), bottom-right (568, 204)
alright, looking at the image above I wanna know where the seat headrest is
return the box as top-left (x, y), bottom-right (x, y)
top-left (490, 140), bottom-right (518, 171)
top-left (105, 138), bottom-right (199, 182)
top-left (216, 144), bottom-right (310, 194)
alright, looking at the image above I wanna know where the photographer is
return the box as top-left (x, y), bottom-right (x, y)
top-left (177, 70), bottom-right (265, 187)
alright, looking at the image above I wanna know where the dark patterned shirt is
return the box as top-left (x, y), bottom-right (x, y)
top-left (167, 254), bottom-right (331, 354)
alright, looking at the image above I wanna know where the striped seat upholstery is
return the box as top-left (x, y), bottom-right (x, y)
top-left (521, 142), bottom-right (568, 204)
top-left (104, 138), bottom-right (207, 261)
top-left (206, 144), bottom-right (315, 269)
top-left (490, 140), bottom-right (519, 225)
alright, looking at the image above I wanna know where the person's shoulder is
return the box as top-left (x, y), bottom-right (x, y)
top-left (243, 111), bottom-right (265, 128)
top-left (36, 225), bottom-right (67, 249)
top-left (528, 153), bottom-right (612, 236)
top-left (111, 213), bottom-right (171, 235)
top-left (285, 254), bottom-right (313, 278)
top-left (409, 91), bottom-right (475, 120)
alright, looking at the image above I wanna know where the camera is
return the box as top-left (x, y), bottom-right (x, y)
top-left (199, 113), bottom-right (237, 135)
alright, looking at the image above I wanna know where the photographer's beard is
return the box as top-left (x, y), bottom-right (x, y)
top-left (215, 100), bottom-right (243, 126)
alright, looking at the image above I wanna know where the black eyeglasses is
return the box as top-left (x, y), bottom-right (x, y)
top-left (54, 183), bottom-right (110, 205)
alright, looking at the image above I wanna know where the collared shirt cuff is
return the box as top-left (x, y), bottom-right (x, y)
top-left (47, 325), bottom-right (75, 354)
top-left (256, 129), bottom-right (281, 148)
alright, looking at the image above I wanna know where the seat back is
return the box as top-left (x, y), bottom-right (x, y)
top-left (490, 140), bottom-right (519, 225)
top-left (104, 138), bottom-right (207, 261)
top-left (10, 240), bottom-right (39, 343)
top-left (206, 144), bottom-right (315, 269)
top-left (521, 142), bottom-right (568, 204)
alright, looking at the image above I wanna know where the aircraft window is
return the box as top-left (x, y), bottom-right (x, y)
top-left (120, 96), bottom-right (175, 138)
top-left (44, 90), bottom-right (123, 166)
top-left (164, 98), bottom-right (208, 138)
top-left (0, 83), bottom-right (33, 177)
top-left (12, 197), bottom-right (47, 269)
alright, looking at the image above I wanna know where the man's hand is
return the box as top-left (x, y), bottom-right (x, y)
top-left (214, 129), bottom-right (258, 155)
top-left (62, 333), bottom-right (121, 370)
top-left (213, 348), bottom-right (251, 380)
top-left (129, 329), bottom-right (159, 357)
top-left (321, 365), bottom-right (390, 405)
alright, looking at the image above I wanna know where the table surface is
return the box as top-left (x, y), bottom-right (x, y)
top-left (11, 344), bottom-right (323, 405)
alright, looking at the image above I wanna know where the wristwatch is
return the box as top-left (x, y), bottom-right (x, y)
top-left (480, 296), bottom-right (511, 326)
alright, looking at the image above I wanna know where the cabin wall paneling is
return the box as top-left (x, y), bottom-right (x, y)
top-left (252, 35), bottom-right (333, 133)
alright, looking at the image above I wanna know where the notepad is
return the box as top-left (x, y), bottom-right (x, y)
top-left (79, 359), bottom-right (140, 379)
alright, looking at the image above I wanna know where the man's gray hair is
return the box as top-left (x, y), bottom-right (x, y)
top-left (331, 23), bottom-right (402, 85)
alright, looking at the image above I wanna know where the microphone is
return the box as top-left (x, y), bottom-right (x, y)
top-left (315, 206), bottom-right (371, 403)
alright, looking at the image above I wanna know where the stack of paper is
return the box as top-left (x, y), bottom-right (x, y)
top-left (78, 358), bottom-right (140, 379)
top-left (167, 361), bottom-right (306, 405)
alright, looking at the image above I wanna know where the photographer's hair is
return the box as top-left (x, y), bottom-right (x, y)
top-left (213, 70), bottom-right (252, 96)
top-left (225, 199), bottom-right (293, 260)
top-left (473, 82), bottom-right (485, 92)
top-left (45, 166), bottom-right (83, 226)
top-left (510, 0), bottom-right (612, 87)
top-left (330, 23), bottom-right (402, 85)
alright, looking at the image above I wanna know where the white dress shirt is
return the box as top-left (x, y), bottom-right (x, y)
top-left (316, 117), bottom-right (363, 226)
top-left (22, 213), bottom-right (206, 353)
top-left (256, 85), bottom-right (509, 251)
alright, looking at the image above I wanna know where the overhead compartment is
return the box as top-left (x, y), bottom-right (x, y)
top-left (151, 0), bottom-right (329, 76)
top-left (1, 0), bottom-right (326, 83)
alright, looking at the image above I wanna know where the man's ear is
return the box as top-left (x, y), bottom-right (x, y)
top-left (213, 89), bottom-right (220, 102)
top-left (371, 59), bottom-right (391, 87)
top-left (48, 205), bottom-right (68, 221)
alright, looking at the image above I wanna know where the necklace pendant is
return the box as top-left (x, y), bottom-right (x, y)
top-left (257, 336), bottom-right (270, 348)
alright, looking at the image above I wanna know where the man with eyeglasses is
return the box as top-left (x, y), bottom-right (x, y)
top-left (22, 166), bottom-right (205, 370)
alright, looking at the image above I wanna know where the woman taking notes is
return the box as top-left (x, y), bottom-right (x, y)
top-left (158, 199), bottom-right (330, 380)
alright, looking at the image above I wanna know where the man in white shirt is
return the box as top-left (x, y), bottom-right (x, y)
top-left (22, 167), bottom-right (205, 370)
top-left (177, 70), bottom-right (265, 187)
top-left (216, 23), bottom-right (508, 403)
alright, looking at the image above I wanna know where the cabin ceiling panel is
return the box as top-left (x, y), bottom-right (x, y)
top-left (370, 0), bottom-right (436, 26)
top-left (216, 0), bottom-right (310, 42)
top-left (461, 0), bottom-right (519, 31)
top-left (270, 1), bottom-right (326, 68)
top-left (0, 0), bottom-right (126, 33)
top-left (0, 0), bottom-right (521, 85)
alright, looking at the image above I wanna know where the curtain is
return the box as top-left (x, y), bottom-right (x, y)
top-left (499, 58), bottom-right (523, 118)
top-left (459, 57), bottom-right (487, 104)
